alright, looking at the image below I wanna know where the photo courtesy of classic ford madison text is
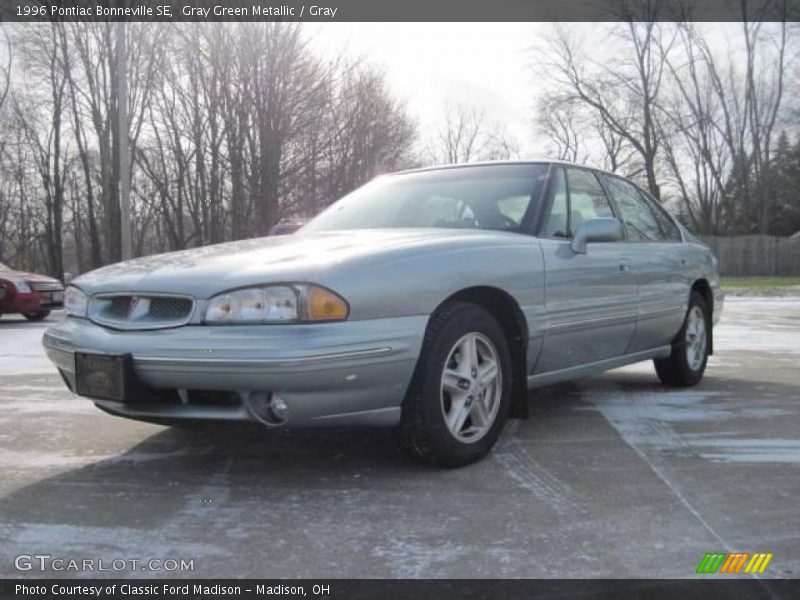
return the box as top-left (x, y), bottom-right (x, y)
top-left (1, 1), bottom-right (799, 593)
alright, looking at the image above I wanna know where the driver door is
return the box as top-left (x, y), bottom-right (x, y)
top-left (534, 167), bottom-right (637, 373)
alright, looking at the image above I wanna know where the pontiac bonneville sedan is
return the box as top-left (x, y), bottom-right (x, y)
top-left (43, 161), bottom-right (722, 466)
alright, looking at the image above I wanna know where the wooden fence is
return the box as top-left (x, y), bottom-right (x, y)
top-left (700, 235), bottom-right (800, 276)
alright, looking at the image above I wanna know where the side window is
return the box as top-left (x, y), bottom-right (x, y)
top-left (565, 168), bottom-right (614, 232)
top-left (539, 168), bottom-right (569, 238)
top-left (601, 175), bottom-right (662, 241)
top-left (640, 190), bottom-right (681, 241)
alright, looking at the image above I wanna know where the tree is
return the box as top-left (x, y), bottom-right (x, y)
top-left (656, 22), bottom-right (730, 234)
top-left (538, 4), bottom-right (796, 234)
top-left (536, 91), bottom-right (635, 173)
top-left (685, 17), bottom-right (789, 234)
top-left (770, 132), bottom-right (800, 235)
top-left (541, 15), bottom-right (669, 198)
top-left (535, 93), bottom-right (586, 164)
top-left (0, 25), bottom-right (10, 113)
top-left (423, 101), bottom-right (519, 165)
top-left (11, 23), bottom-right (70, 280)
top-left (64, 23), bottom-right (162, 264)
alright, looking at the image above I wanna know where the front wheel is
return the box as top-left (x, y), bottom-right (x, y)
top-left (400, 302), bottom-right (512, 467)
top-left (654, 291), bottom-right (709, 387)
top-left (24, 310), bottom-right (51, 322)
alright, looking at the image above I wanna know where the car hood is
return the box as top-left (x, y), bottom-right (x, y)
top-left (72, 229), bottom-right (523, 298)
top-left (0, 270), bottom-right (61, 284)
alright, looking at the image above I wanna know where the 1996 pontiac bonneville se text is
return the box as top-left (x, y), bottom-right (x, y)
top-left (43, 161), bottom-right (723, 466)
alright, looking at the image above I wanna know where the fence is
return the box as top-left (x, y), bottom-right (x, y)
top-left (700, 235), bottom-right (800, 276)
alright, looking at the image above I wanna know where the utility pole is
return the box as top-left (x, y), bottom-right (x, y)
top-left (117, 21), bottom-right (132, 260)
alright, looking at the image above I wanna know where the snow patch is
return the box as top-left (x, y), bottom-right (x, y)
top-left (0, 324), bottom-right (54, 375)
top-left (685, 436), bottom-right (800, 464)
top-left (590, 387), bottom-right (799, 464)
top-left (372, 537), bottom-right (472, 578)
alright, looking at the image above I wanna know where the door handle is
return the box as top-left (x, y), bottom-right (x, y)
top-left (619, 263), bottom-right (632, 272)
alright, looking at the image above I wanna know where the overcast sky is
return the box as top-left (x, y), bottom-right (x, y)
top-left (309, 22), bottom-right (742, 158)
top-left (0, 21), bottom-right (751, 159)
top-left (309, 22), bottom-right (556, 155)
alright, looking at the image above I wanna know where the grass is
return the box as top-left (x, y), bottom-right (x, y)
top-left (721, 277), bottom-right (800, 296)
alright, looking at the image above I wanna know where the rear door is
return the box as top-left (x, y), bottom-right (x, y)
top-left (535, 167), bottom-right (637, 373)
top-left (598, 174), bottom-right (688, 352)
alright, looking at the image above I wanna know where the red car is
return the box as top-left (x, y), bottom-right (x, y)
top-left (0, 262), bottom-right (64, 321)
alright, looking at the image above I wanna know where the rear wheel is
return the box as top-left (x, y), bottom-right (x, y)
top-left (24, 310), bottom-right (51, 322)
top-left (654, 291), bottom-right (709, 387)
top-left (400, 302), bottom-right (512, 467)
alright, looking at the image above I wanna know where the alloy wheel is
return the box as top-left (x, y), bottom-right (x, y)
top-left (440, 332), bottom-right (503, 443)
top-left (685, 306), bottom-right (707, 371)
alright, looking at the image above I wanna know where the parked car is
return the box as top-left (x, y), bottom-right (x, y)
top-left (0, 262), bottom-right (64, 321)
top-left (43, 161), bottom-right (723, 466)
top-left (269, 218), bottom-right (307, 235)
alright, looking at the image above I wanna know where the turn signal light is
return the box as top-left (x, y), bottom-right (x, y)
top-left (307, 286), bottom-right (349, 321)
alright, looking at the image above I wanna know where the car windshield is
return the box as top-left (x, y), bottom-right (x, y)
top-left (303, 164), bottom-right (549, 233)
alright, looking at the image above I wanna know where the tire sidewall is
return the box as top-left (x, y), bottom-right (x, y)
top-left (24, 310), bottom-right (50, 321)
top-left (414, 304), bottom-right (512, 465)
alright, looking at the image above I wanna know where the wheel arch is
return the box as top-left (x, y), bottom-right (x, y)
top-left (430, 286), bottom-right (529, 419)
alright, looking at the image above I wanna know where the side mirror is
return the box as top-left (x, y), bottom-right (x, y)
top-left (570, 218), bottom-right (623, 254)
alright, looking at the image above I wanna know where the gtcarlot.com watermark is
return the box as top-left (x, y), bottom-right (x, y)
top-left (15, 554), bottom-right (194, 573)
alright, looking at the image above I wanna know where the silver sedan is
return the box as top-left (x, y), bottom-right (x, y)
top-left (43, 161), bottom-right (723, 466)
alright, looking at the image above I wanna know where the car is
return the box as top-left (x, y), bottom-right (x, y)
top-left (0, 262), bottom-right (65, 321)
top-left (269, 218), bottom-right (307, 235)
top-left (42, 161), bottom-right (723, 467)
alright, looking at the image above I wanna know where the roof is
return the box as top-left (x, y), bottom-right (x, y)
top-left (391, 159), bottom-right (621, 179)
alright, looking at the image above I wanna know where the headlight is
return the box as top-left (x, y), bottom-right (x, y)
top-left (204, 284), bottom-right (349, 324)
top-left (10, 279), bottom-right (31, 293)
top-left (64, 286), bottom-right (89, 318)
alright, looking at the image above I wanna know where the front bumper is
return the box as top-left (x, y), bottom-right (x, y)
top-left (43, 315), bottom-right (428, 427)
top-left (3, 292), bottom-right (42, 314)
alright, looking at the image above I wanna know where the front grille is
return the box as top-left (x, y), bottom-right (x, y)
top-left (31, 281), bottom-right (64, 293)
top-left (149, 297), bottom-right (193, 319)
top-left (88, 294), bottom-right (195, 330)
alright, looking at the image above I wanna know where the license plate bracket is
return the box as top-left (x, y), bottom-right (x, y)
top-left (75, 353), bottom-right (133, 402)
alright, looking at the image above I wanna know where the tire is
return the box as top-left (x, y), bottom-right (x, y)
top-left (400, 301), bottom-right (512, 467)
top-left (654, 291), bottom-right (710, 387)
top-left (24, 310), bottom-right (51, 322)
